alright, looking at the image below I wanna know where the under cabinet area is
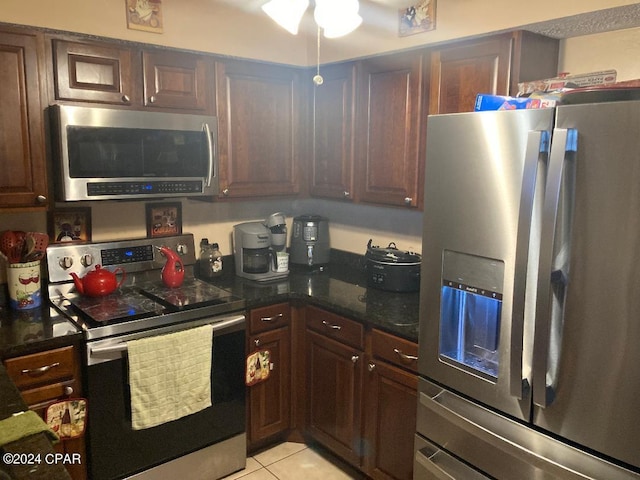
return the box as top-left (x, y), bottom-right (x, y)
top-left (3, 345), bottom-right (87, 480)
top-left (52, 38), bottom-right (213, 114)
top-left (247, 303), bottom-right (292, 448)
top-left (0, 27), bottom-right (49, 210)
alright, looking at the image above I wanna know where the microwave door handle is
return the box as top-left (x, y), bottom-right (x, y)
top-left (510, 130), bottom-right (549, 400)
top-left (533, 128), bottom-right (578, 409)
top-left (203, 122), bottom-right (214, 188)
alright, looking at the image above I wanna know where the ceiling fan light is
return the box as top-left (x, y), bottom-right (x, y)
top-left (323, 12), bottom-right (363, 38)
top-left (262, 0), bottom-right (309, 35)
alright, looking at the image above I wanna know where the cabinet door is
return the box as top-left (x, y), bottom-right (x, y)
top-left (363, 359), bottom-right (417, 480)
top-left (310, 62), bottom-right (356, 201)
top-left (430, 32), bottom-right (559, 114)
top-left (430, 35), bottom-right (511, 114)
top-left (0, 29), bottom-right (48, 209)
top-left (142, 49), bottom-right (212, 113)
top-left (307, 330), bottom-right (363, 467)
top-left (215, 59), bottom-right (301, 198)
top-left (356, 52), bottom-right (426, 208)
top-left (248, 326), bottom-right (291, 444)
top-left (53, 39), bottom-right (138, 105)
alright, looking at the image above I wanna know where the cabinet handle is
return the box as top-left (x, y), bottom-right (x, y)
top-left (21, 362), bottom-right (60, 377)
top-left (222, 188), bottom-right (230, 196)
top-left (261, 313), bottom-right (284, 322)
top-left (35, 195), bottom-right (47, 204)
top-left (254, 339), bottom-right (260, 347)
top-left (351, 355), bottom-right (359, 364)
top-left (322, 320), bottom-right (342, 331)
top-left (394, 348), bottom-right (418, 363)
top-left (368, 362), bottom-right (376, 372)
top-left (64, 386), bottom-right (74, 396)
top-left (404, 197), bottom-right (413, 205)
top-left (149, 95), bottom-right (156, 103)
top-left (121, 94), bottom-right (131, 103)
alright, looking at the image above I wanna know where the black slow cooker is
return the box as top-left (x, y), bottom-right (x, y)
top-left (365, 239), bottom-right (421, 292)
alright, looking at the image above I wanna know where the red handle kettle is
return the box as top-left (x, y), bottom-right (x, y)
top-left (156, 246), bottom-right (185, 288)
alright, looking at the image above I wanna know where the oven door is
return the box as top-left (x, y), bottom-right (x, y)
top-left (84, 314), bottom-right (246, 480)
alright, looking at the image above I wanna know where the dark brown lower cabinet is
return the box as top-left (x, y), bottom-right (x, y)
top-left (248, 326), bottom-right (291, 443)
top-left (247, 303), bottom-right (292, 448)
top-left (363, 358), bottom-right (418, 480)
top-left (306, 330), bottom-right (364, 467)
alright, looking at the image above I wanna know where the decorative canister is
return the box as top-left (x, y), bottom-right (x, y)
top-left (7, 260), bottom-right (42, 310)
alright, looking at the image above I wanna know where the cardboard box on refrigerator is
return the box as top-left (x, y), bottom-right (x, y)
top-left (474, 94), bottom-right (556, 111)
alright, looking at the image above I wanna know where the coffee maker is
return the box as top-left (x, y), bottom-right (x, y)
top-left (289, 214), bottom-right (330, 268)
top-left (233, 215), bottom-right (289, 281)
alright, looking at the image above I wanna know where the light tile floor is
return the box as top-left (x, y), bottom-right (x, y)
top-left (223, 442), bottom-right (366, 480)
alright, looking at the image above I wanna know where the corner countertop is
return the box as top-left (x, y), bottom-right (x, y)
top-left (208, 252), bottom-right (420, 342)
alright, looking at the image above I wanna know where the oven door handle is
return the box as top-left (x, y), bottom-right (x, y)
top-left (90, 315), bottom-right (245, 357)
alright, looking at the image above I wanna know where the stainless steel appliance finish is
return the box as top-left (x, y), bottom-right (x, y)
top-left (415, 101), bottom-right (640, 479)
top-left (51, 104), bottom-right (218, 201)
top-left (47, 234), bottom-right (247, 480)
top-left (289, 214), bottom-right (330, 267)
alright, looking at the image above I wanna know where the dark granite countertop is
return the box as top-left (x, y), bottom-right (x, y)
top-left (0, 306), bottom-right (83, 360)
top-left (208, 251), bottom-right (420, 342)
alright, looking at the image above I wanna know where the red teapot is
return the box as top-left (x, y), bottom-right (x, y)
top-left (156, 245), bottom-right (184, 288)
top-left (70, 265), bottom-right (126, 297)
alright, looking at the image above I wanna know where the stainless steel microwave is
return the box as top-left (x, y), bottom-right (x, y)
top-left (51, 104), bottom-right (218, 201)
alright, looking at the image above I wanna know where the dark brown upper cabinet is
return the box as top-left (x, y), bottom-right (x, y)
top-left (430, 31), bottom-right (559, 114)
top-left (215, 59), bottom-right (302, 198)
top-left (355, 51), bottom-right (428, 209)
top-left (0, 28), bottom-right (48, 210)
top-left (53, 38), bottom-right (213, 114)
top-left (309, 62), bottom-right (357, 202)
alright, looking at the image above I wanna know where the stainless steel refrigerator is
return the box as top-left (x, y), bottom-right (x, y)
top-left (415, 98), bottom-right (640, 479)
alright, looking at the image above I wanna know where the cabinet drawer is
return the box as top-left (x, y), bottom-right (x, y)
top-left (21, 379), bottom-right (78, 409)
top-left (250, 303), bottom-right (290, 334)
top-left (4, 346), bottom-right (76, 390)
top-left (306, 306), bottom-right (364, 350)
top-left (371, 329), bottom-right (419, 373)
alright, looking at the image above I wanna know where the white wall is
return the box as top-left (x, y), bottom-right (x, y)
top-left (559, 27), bottom-right (640, 80)
top-left (2, 0), bottom-right (640, 65)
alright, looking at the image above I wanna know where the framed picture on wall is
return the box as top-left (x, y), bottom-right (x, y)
top-left (145, 202), bottom-right (182, 238)
top-left (49, 207), bottom-right (92, 243)
top-left (399, 0), bottom-right (436, 37)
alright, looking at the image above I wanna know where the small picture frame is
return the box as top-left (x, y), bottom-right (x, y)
top-left (126, 0), bottom-right (163, 34)
top-left (146, 202), bottom-right (182, 238)
top-left (49, 207), bottom-right (92, 243)
top-left (399, 0), bottom-right (436, 37)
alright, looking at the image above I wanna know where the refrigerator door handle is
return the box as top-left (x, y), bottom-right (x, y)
top-left (510, 130), bottom-right (549, 400)
top-left (533, 128), bottom-right (578, 409)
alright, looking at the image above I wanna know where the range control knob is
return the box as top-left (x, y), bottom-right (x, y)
top-left (176, 244), bottom-right (188, 255)
top-left (80, 254), bottom-right (94, 267)
top-left (59, 257), bottom-right (74, 269)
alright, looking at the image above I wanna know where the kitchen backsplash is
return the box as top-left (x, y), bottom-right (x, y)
top-left (0, 198), bottom-right (423, 284)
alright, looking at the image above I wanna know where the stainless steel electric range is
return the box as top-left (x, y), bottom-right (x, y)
top-left (46, 234), bottom-right (247, 480)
